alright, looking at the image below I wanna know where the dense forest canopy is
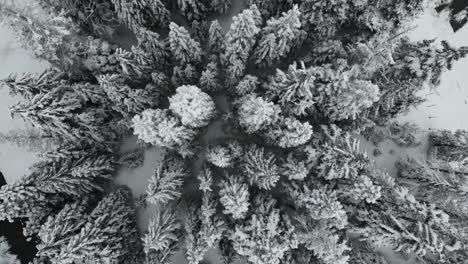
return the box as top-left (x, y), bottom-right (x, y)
top-left (0, 0), bottom-right (468, 264)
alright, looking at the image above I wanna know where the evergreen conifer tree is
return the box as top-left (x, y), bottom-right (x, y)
top-left (168, 23), bottom-right (203, 64)
top-left (222, 5), bottom-right (262, 85)
top-left (143, 209), bottom-right (182, 262)
top-left (132, 109), bottom-right (196, 149)
top-left (36, 187), bottom-right (143, 263)
top-left (265, 61), bottom-right (316, 116)
top-left (231, 195), bottom-right (298, 264)
top-left (177, 0), bottom-right (207, 22)
top-left (208, 20), bottom-right (225, 55)
top-left (146, 154), bottom-right (188, 206)
top-left (185, 192), bottom-right (225, 264)
top-left (253, 5), bottom-right (305, 66)
top-left (199, 61), bottom-right (221, 92)
top-left (168, 85), bottom-right (216, 128)
top-left (209, 0), bottom-right (231, 14)
top-left (219, 176), bottom-right (250, 219)
top-left (242, 145), bottom-right (281, 190)
top-left (237, 94), bottom-right (281, 134)
top-left (0, 237), bottom-right (20, 264)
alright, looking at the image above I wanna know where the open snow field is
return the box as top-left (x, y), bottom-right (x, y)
top-left (0, 6), bottom-right (467, 264)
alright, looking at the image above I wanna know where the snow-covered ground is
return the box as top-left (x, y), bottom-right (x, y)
top-left (0, 6), bottom-right (467, 264)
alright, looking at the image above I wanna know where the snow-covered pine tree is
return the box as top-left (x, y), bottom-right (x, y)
top-left (35, 201), bottom-right (89, 261)
top-left (246, 0), bottom-right (293, 18)
top-left (168, 22), bottom-right (203, 64)
top-left (172, 64), bottom-right (200, 87)
top-left (299, 0), bottom-right (351, 38)
top-left (356, 170), bottom-right (466, 262)
top-left (191, 20), bottom-right (210, 44)
top-left (205, 141), bottom-right (243, 168)
top-left (350, 175), bottom-right (382, 204)
top-left (0, 2), bottom-right (78, 70)
top-left (35, 149), bottom-right (116, 198)
top-left (9, 84), bottom-right (117, 145)
top-left (428, 129), bottom-right (468, 162)
top-left (392, 38), bottom-right (468, 86)
top-left (0, 144), bottom-right (116, 239)
top-left (147, 0), bottom-right (171, 28)
top-left (0, 237), bottom-right (20, 264)
top-left (132, 109), bottom-right (196, 149)
top-left (294, 219), bottom-right (349, 264)
top-left (206, 145), bottom-right (234, 168)
top-left (98, 74), bottom-right (159, 120)
top-left (381, 0), bottom-right (429, 27)
top-left (169, 85), bottom-right (216, 128)
top-left (242, 145), bottom-right (281, 190)
top-left (209, 0), bottom-right (231, 14)
top-left (313, 126), bottom-right (369, 180)
top-left (0, 174), bottom-right (57, 238)
top-left (177, 0), bottom-right (207, 22)
top-left (321, 78), bottom-right (381, 122)
top-left (287, 183), bottom-right (348, 229)
top-left (236, 94), bottom-right (281, 134)
top-left (135, 29), bottom-right (170, 69)
top-left (185, 192), bottom-right (225, 264)
top-left (199, 60), bottom-right (221, 92)
top-left (266, 117), bottom-right (313, 148)
top-left (396, 157), bottom-right (468, 218)
top-left (234, 75), bottom-right (259, 96)
top-left (281, 153), bottom-right (310, 181)
top-left (37, 187), bottom-right (143, 263)
top-left (197, 167), bottom-right (214, 193)
top-left (110, 0), bottom-right (169, 33)
top-left (264, 61), bottom-right (315, 116)
top-left (219, 176), bottom-right (250, 219)
top-left (143, 209), bottom-right (182, 263)
top-left (230, 195), bottom-right (298, 264)
top-left (208, 20), bottom-right (225, 54)
top-left (253, 5), bottom-right (305, 67)
top-left (37, 0), bottom-right (120, 38)
top-left (146, 154), bottom-right (188, 206)
top-left (0, 68), bottom-right (64, 100)
top-left (222, 5), bottom-right (262, 85)
top-left (369, 75), bottom-right (426, 125)
top-left (219, 237), bottom-right (238, 264)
